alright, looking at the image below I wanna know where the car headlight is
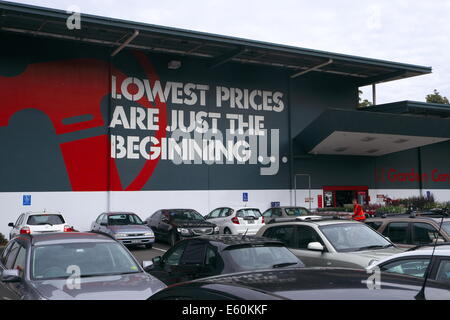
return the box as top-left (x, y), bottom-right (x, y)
top-left (114, 233), bottom-right (128, 238)
top-left (177, 228), bottom-right (191, 235)
top-left (144, 232), bottom-right (154, 237)
top-left (214, 226), bottom-right (219, 233)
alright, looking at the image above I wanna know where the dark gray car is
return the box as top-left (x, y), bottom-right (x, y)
top-left (0, 233), bottom-right (165, 300)
top-left (91, 212), bottom-right (155, 248)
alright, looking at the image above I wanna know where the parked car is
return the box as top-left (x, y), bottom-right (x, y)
top-left (91, 212), bottom-right (155, 248)
top-left (256, 217), bottom-right (403, 268)
top-left (149, 267), bottom-right (450, 300)
top-left (8, 211), bottom-right (74, 240)
top-left (145, 209), bottom-right (219, 246)
top-left (205, 207), bottom-right (264, 235)
top-left (365, 215), bottom-right (450, 248)
top-left (261, 206), bottom-right (312, 224)
top-left (367, 243), bottom-right (450, 284)
top-left (0, 232), bottom-right (166, 300)
top-left (144, 235), bottom-right (304, 285)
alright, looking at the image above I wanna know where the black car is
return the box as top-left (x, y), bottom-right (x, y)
top-left (144, 235), bottom-right (304, 285)
top-left (149, 267), bottom-right (450, 300)
top-left (145, 209), bottom-right (218, 246)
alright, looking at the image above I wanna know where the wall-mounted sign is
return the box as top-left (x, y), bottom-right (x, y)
top-left (243, 192), bottom-right (248, 202)
top-left (271, 201), bottom-right (280, 207)
top-left (23, 195), bottom-right (31, 206)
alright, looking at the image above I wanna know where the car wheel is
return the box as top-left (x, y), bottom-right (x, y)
top-left (224, 228), bottom-right (232, 235)
top-left (169, 232), bottom-right (178, 246)
top-left (145, 244), bottom-right (153, 249)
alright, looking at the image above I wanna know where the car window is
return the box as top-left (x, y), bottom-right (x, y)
top-left (150, 211), bottom-right (160, 222)
top-left (296, 226), bottom-right (324, 249)
top-left (262, 209), bottom-right (272, 217)
top-left (272, 209), bottom-right (282, 217)
top-left (31, 242), bottom-right (140, 280)
top-left (205, 246), bottom-right (218, 269)
top-left (13, 246), bottom-right (27, 276)
top-left (219, 208), bottom-right (231, 218)
top-left (27, 214), bottom-right (65, 226)
top-left (15, 214), bottom-right (24, 227)
top-left (263, 226), bottom-right (297, 248)
top-left (96, 214), bottom-right (104, 223)
top-left (436, 260), bottom-right (450, 282)
top-left (380, 258), bottom-right (430, 278)
top-left (5, 242), bottom-right (21, 269)
top-left (108, 214), bottom-right (143, 225)
top-left (1, 241), bottom-right (15, 265)
top-left (285, 208), bottom-right (309, 216)
top-left (164, 241), bottom-right (188, 266)
top-left (412, 223), bottom-right (444, 245)
top-left (383, 222), bottom-right (409, 244)
top-left (209, 209), bottom-right (221, 219)
top-left (180, 240), bottom-right (208, 265)
top-left (365, 221), bottom-right (383, 231)
top-left (236, 209), bottom-right (261, 218)
top-left (442, 222), bottom-right (450, 236)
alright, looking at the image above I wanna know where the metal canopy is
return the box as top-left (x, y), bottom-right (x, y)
top-left (0, 1), bottom-right (431, 84)
top-left (294, 109), bottom-right (450, 157)
top-left (362, 101), bottom-right (450, 118)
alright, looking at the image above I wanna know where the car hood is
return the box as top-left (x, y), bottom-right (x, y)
top-left (108, 225), bottom-right (152, 233)
top-left (172, 220), bottom-right (216, 228)
top-left (30, 273), bottom-right (165, 300)
top-left (349, 247), bottom-right (405, 260)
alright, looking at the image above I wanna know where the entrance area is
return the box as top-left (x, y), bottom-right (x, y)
top-left (323, 186), bottom-right (369, 207)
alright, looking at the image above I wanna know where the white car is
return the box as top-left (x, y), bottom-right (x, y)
top-left (8, 211), bottom-right (74, 239)
top-left (367, 243), bottom-right (450, 283)
top-left (205, 207), bottom-right (264, 235)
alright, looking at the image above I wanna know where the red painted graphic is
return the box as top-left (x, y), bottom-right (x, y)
top-left (0, 52), bottom-right (167, 191)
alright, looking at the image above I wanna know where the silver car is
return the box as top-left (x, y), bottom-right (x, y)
top-left (0, 232), bottom-right (165, 300)
top-left (91, 212), bottom-right (155, 248)
top-left (257, 217), bottom-right (404, 268)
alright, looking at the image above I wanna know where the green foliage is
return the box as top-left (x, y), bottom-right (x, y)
top-left (0, 233), bottom-right (7, 246)
top-left (375, 206), bottom-right (407, 215)
top-left (358, 89), bottom-right (373, 108)
top-left (426, 89), bottom-right (450, 104)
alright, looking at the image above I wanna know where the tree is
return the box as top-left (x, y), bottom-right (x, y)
top-left (358, 90), bottom-right (373, 108)
top-left (426, 89), bottom-right (449, 104)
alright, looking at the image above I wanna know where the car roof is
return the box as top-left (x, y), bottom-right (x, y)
top-left (22, 211), bottom-right (63, 216)
top-left (367, 216), bottom-right (450, 223)
top-left (371, 246), bottom-right (450, 267)
top-left (193, 235), bottom-right (283, 248)
top-left (266, 218), bottom-right (360, 227)
top-left (15, 232), bottom-right (116, 246)
top-left (103, 212), bottom-right (139, 216)
top-left (172, 268), bottom-right (442, 299)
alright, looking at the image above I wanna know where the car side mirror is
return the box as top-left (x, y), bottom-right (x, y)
top-left (152, 256), bottom-right (162, 266)
top-left (0, 269), bottom-right (21, 283)
top-left (8, 222), bottom-right (14, 227)
top-left (307, 242), bottom-right (325, 252)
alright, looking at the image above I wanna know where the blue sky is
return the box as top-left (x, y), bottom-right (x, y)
top-left (8, 0), bottom-right (450, 104)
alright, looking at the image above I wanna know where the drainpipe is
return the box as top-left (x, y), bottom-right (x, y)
top-left (418, 147), bottom-right (423, 197)
top-left (372, 83), bottom-right (376, 105)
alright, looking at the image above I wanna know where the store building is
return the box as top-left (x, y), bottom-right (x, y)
top-left (0, 2), bottom-right (449, 234)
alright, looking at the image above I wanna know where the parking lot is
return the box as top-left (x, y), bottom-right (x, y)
top-left (129, 242), bottom-right (170, 263)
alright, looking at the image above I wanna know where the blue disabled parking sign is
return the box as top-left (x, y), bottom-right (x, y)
top-left (23, 195), bottom-right (31, 206)
top-left (243, 192), bottom-right (248, 202)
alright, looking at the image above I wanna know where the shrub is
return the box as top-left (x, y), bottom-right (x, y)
top-left (0, 233), bottom-right (7, 246)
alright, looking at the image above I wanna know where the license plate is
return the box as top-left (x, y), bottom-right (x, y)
top-left (247, 220), bottom-right (254, 224)
top-left (130, 239), bottom-right (140, 244)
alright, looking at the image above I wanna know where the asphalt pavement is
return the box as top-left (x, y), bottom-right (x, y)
top-left (129, 241), bottom-right (170, 264)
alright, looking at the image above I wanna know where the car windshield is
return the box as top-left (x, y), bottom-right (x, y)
top-left (108, 214), bottom-right (143, 225)
top-left (284, 208), bottom-right (310, 216)
top-left (236, 209), bottom-right (261, 218)
top-left (225, 245), bottom-right (302, 271)
top-left (169, 210), bottom-right (204, 221)
top-left (320, 223), bottom-right (392, 252)
top-left (27, 214), bottom-right (65, 226)
top-left (31, 242), bottom-right (141, 280)
top-left (442, 222), bottom-right (450, 235)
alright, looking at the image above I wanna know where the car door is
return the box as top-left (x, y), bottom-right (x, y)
top-left (6, 245), bottom-right (27, 298)
top-left (158, 212), bottom-right (172, 240)
top-left (291, 225), bottom-right (330, 267)
top-left (10, 214), bottom-right (24, 239)
top-left (147, 239), bottom-right (209, 285)
top-left (382, 222), bottom-right (411, 248)
top-left (149, 211), bottom-right (161, 237)
top-left (206, 208), bottom-right (223, 229)
top-left (0, 241), bottom-right (21, 300)
top-left (411, 222), bottom-right (445, 246)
